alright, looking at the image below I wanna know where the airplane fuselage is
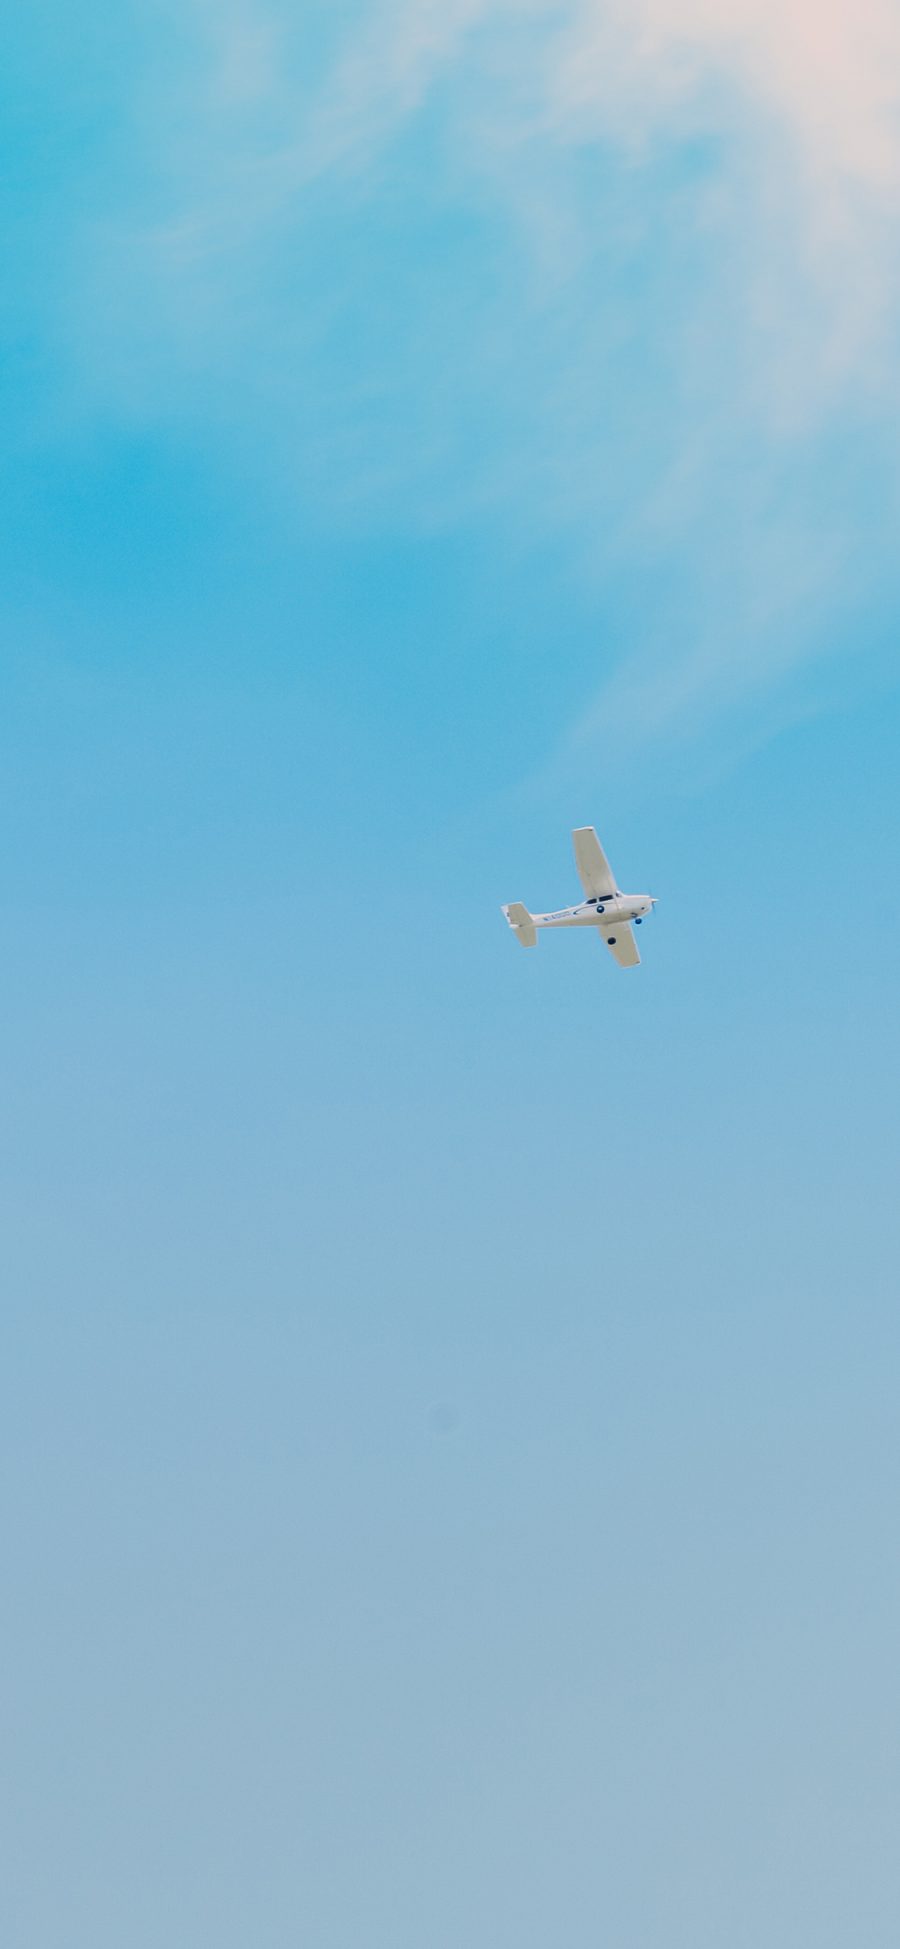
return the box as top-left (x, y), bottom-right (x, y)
top-left (531, 892), bottom-right (654, 930)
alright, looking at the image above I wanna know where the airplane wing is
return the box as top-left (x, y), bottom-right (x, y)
top-left (572, 826), bottom-right (616, 901)
top-left (600, 924), bottom-right (640, 969)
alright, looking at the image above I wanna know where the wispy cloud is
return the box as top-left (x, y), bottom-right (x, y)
top-left (66, 0), bottom-right (900, 740)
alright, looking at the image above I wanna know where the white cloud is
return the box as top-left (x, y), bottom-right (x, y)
top-left (315, 0), bottom-right (900, 389)
top-left (70, 0), bottom-right (900, 740)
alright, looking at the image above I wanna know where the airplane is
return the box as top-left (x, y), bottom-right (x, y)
top-left (502, 826), bottom-right (656, 969)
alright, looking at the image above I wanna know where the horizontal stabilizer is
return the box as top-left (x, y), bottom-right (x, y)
top-left (502, 902), bottom-right (537, 948)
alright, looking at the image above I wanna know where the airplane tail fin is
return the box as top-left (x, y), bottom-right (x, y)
top-left (502, 902), bottom-right (537, 948)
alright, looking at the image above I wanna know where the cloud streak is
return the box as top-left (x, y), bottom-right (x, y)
top-left (69, 0), bottom-right (900, 741)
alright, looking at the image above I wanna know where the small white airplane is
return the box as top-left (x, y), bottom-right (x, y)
top-left (502, 826), bottom-right (656, 968)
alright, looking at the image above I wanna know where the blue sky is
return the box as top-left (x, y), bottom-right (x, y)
top-left (3, 4), bottom-right (900, 1944)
